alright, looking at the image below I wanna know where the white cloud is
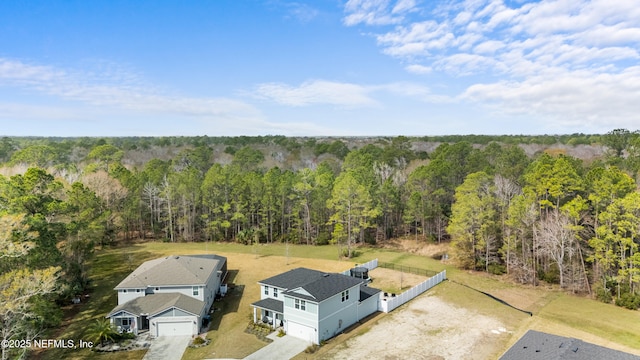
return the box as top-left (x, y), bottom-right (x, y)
top-left (0, 58), bottom-right (360, 137)
top-left (576, 24), bottom-right (640, 47)
top-left (0, 58), bottom-right (261, 120)
top-left (436, 53), bottom-right (502, 75)
top-left (405, 64), bottom-right (432, 74)
top-left (473, 40), bottom-right (504, 54)
top-left (342, 0), bottom-right (640, 131)
top-left (252, 78), bottom-right (450, 107)
top-left (376, 20), bottom-right (454, 57)
top-left (462, 66), bottom-right (640, 129)
top-left (0, 59), bottom-right (64, 85)
top-left (379, 82), bottom-right (454, 103)
top-left (0, 102), bottom-right (84, 120)
top-left (253, 80), bottom-right (377, 107)
top-left (453, 11), bottom-right (472, 26)
top-left (392, 0), bottom-right (417, 14)
top-left (343, 0), bottom-right (418, 26)
top-left (283, 2), bottom-right (319, 22)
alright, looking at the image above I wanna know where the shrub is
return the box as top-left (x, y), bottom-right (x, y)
top-left (316, 231), bottom-right (331, 245)
top-left (538, 267), bottom-right (559, 284)
top-left (340, 248), bottom-right (359, 258)
top-left (304, 344), bottom-right (320, 353)
top-left (192, 337), bottom-right (206, 345)
top-left (487, 264), bottom-right (506, 275)
top-left (594, 283), bottom-right (613, 303)
top-left (616, 292), bottom-right (640, 310)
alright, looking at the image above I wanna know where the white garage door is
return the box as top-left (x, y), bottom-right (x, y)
top-left (287, 321), bottom-right (315, 343)
top-left (156, 321), bottom-right (193, 336)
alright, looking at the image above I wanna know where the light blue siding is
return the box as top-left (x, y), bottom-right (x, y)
top-left (283, 295), bottom-right (318, 332)
top-left (317, 284), bottom-right (360, 342)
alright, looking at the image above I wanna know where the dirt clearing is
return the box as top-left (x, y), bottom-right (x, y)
top-left (321, 293), bottom-right (510, 360)
top-left (368, 267), bottom-right (428, 294)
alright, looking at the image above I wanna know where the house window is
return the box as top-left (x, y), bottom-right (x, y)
top-left (121, 318), bottom-right (130, 327)
top-left (273, 288), bottom-right (278, 298)
top-left (295, 299), bottom-right (306, 311)
top-left (264, 286), bottom-right (269, 295)
top-left (136, 289), bottom-right (140, 293)
top-left (341, 290), bottom-right (349, 302)
top-left (193, 286), bottom-right (199, 296)
top-left (123, 289), bottom-right (127, 293)
top-left (265, 310), bottom-right (270, 317)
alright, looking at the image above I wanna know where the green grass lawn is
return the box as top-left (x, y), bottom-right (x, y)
top-left (36, 241), bottom-right (640, 359)
top-left (536, 293), bottom-right (640, 350)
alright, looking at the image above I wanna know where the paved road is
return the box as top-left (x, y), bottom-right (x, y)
top-left (243, 333), bottom-right (309, 360)
top-left (143, 336), bottom-right (191, 360)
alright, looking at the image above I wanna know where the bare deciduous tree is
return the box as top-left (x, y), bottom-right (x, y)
top-left (535, 210), bottom-right (575, 288)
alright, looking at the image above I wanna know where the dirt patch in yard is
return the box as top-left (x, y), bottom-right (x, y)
top-left (367, 267), bottom-right (428, 294)
top-left (321, 293), bottom-right (511, 360)
top-left (376, 237), bottom-right (450, 259)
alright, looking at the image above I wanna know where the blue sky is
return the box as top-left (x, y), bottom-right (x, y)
top-left (0, 0), bottom-right (638, 137)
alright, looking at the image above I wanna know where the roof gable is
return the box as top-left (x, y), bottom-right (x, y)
top-left (285, 273), bottom-right (363, 302)
top-left (115, 254), bottom-right (226, 289)
top-left (108, 293), bottom-right (205, 318)
top-left (259, 268), bottom-right (366, 303)
top-left (290, 287), bottom-right (314, 298)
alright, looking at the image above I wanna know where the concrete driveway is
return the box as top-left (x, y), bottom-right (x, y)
top-left (243, 332), bottom-right (309, 360)
top-left (143, 335), bottom-right (191, 360)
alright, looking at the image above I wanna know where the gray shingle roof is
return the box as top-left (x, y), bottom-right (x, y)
top-left (359, 285), bottom-right (381, 301)
top-left (258, 267), bottom-right (376, 303)
top-left (286, 273), bottom-right (365, 302)
top-left (258, 268), bottom-right (326, 289)
top-left (252, 298), bottom-right (284, 313)
top-left (500, 330), bottom-right (640, 360)
top-left (115, 254), bottom-right (226, 289)
top-left (107, 293), bottom-right (205, 318)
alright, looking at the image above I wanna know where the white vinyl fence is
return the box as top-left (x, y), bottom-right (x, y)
top-left (379, 270), bottom-right (447, 313)
top-left (340, 258), bottom-right (379, 275)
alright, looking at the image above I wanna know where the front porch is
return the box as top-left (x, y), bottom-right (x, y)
top-left (109, 311), bottom-right (150, 335)
top-left (251, 298), bottom-right (284, 328)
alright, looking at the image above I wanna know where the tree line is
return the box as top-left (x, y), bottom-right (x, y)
top-left (1, 130), bottom-right (640, 358)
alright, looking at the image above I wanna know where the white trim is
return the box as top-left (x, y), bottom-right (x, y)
top-left (149, 306), bottom-right (199, 318)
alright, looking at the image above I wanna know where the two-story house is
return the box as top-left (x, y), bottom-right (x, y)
top-left (251, 268), bottom-right (380, 344)
top-left (107, 254), bottom-right (227, 337)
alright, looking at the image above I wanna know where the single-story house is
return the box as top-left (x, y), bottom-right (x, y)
top-left (500, 330), bottom-right (639, 360)
top-left (251, 267), bottom-right (381, 344)
top-left (107, 254), bottom-right (227, 337)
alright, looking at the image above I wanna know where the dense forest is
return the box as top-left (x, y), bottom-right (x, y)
top-left (1, 130), bottom-right (640, 359)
